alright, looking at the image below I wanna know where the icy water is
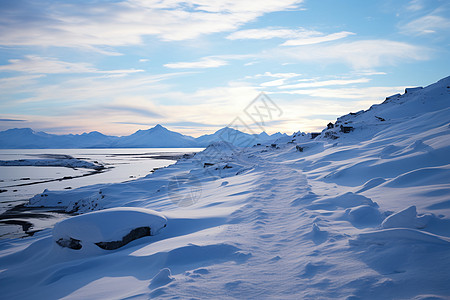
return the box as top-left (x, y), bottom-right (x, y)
top-left (0, 148), bottom-right (202, 238)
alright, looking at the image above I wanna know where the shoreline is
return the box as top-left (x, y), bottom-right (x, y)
top-left (1, 168), bottom-right (108, 190)
top-left (0, 204), bottom-right (71, 238)
top-left (0, 151), bottom-right (196, 239)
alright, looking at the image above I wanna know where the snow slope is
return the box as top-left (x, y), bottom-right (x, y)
top-left (0, 76), bottom-right (449, 299)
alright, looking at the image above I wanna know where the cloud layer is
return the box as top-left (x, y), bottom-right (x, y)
top-left (0, 0), bottom-right (447, 136)
top-left (0, 0), bottom-right (304, 52)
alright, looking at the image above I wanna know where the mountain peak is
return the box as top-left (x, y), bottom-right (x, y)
top-left (151, 124), bottom-right (168, 132)
top-left (8, 128), bottom-right (34, 133)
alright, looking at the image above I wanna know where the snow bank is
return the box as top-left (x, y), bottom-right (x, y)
top-left (28, 188), bottom-right (107, 212)
top-left (53, 207), bottom-right (167, 251)
top-left (0, 158), bottom-right (104, 170)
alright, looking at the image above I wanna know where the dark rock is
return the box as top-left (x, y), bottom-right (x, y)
top-left (405, 87), bottom-right (423, 94)
top-left (95, 226), bottom-right (151, 250)
top-left (340, 125), bottom-right (354, 133)
top-left (324, 131), bottom-right (339, 140)
top-left (327, 123), bottom-right (334, 129)
top-left (56, 237), bottom-right (82, 250)
top-left (375, 116), bottom-right (385, 122)
top-left (311, 133), bottom-right (321, 139)
top-left (296, 145), bottom-right (304, 152)
top-left (383, 93), bottom-right (401, 103)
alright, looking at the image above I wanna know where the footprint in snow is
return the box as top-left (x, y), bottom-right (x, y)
top-left (149, 268), bottom-right (174, 289)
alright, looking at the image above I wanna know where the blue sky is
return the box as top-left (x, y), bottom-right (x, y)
top-left (0, 0), bottom-right (449, 137)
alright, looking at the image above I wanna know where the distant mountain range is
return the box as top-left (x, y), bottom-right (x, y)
top-left (0, 125), bottom-right (287, 149)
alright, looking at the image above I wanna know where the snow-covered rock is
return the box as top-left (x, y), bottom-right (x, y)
top-left (53, 207), bottom-right (167, 251)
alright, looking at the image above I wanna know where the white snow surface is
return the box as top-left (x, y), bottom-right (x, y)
top-left (0, 76), bottom-right (449, 299)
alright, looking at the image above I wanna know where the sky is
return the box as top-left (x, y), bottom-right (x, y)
top-left (0, 0), bottom-right (449, 137)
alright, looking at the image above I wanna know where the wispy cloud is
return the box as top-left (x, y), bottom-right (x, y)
top-left (0, 118), bottom-right (26, 122)
top-left (247, 72), bottom-right (302, 79)
top-left (0, 0), bottom-right (304, 52)
top-left (260, 79), bottom-right (289, 87)
top-left (245, 71), bottom-right (303, 87)
top-left (164, 53), bottom-right (255, 69)
top-left (276, 86), bottom-right (405, 100)
top-left (400, 15), bottom-right (450, 35)
top-left (101, 104), bottom-right (164, 119)
top-left (227, 27), bottom-right (320, 40)
top-left (7, 71), bottom-right (192, 105)
top-left (165, 121), bottom-right (225, 128)
top-left (10, 83), bottom-right (264, 136)
top-left (0, 55), bottom-right (144, 75)
top-left (406, 0), bottom-right (424, 12)
top-left (0, 74), bottom-right (45, 91)
top-left (164, 57), bottom-right (228, 69)
top-left (227, 26), bottom-right (354, 46)
top-left (353, 71), bottom-right (387, 76)
top-left (282, 31), bottom-right (355, 46)
top-left (275, 40), bottom-right (429, 69)
top-left (279, 78), bottom-right (371, 89)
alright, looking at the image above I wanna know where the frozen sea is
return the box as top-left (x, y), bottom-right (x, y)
top-left (0, 148), bottom-right (202, 238)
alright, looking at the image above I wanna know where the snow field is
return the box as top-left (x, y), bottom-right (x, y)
top-left (0, 76), bottom-right (449, 299)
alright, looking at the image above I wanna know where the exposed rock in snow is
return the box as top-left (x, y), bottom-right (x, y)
top-left (53, 207), bottom-right (167, 251)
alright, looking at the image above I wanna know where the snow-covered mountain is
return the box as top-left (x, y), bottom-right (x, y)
top-left (195, 127), bottom-right (287, 147)
top-left (0, 125), bottom-right (285, 148)
top-left (1, 76), bottom-right (449, 299)
top-left (0, 128), bottom-right (51, 148)
top-left (0, 128), bottom-right (117, 149)
top-left (314, 76), bottom-right (450, 142)
top-left (255, 131), bottom-right (287, 141)
top-left (113, 124), bottom-right (198, 148)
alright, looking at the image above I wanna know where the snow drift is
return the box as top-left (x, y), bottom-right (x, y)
top-left (53, 207), bottom-right (167, 251)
